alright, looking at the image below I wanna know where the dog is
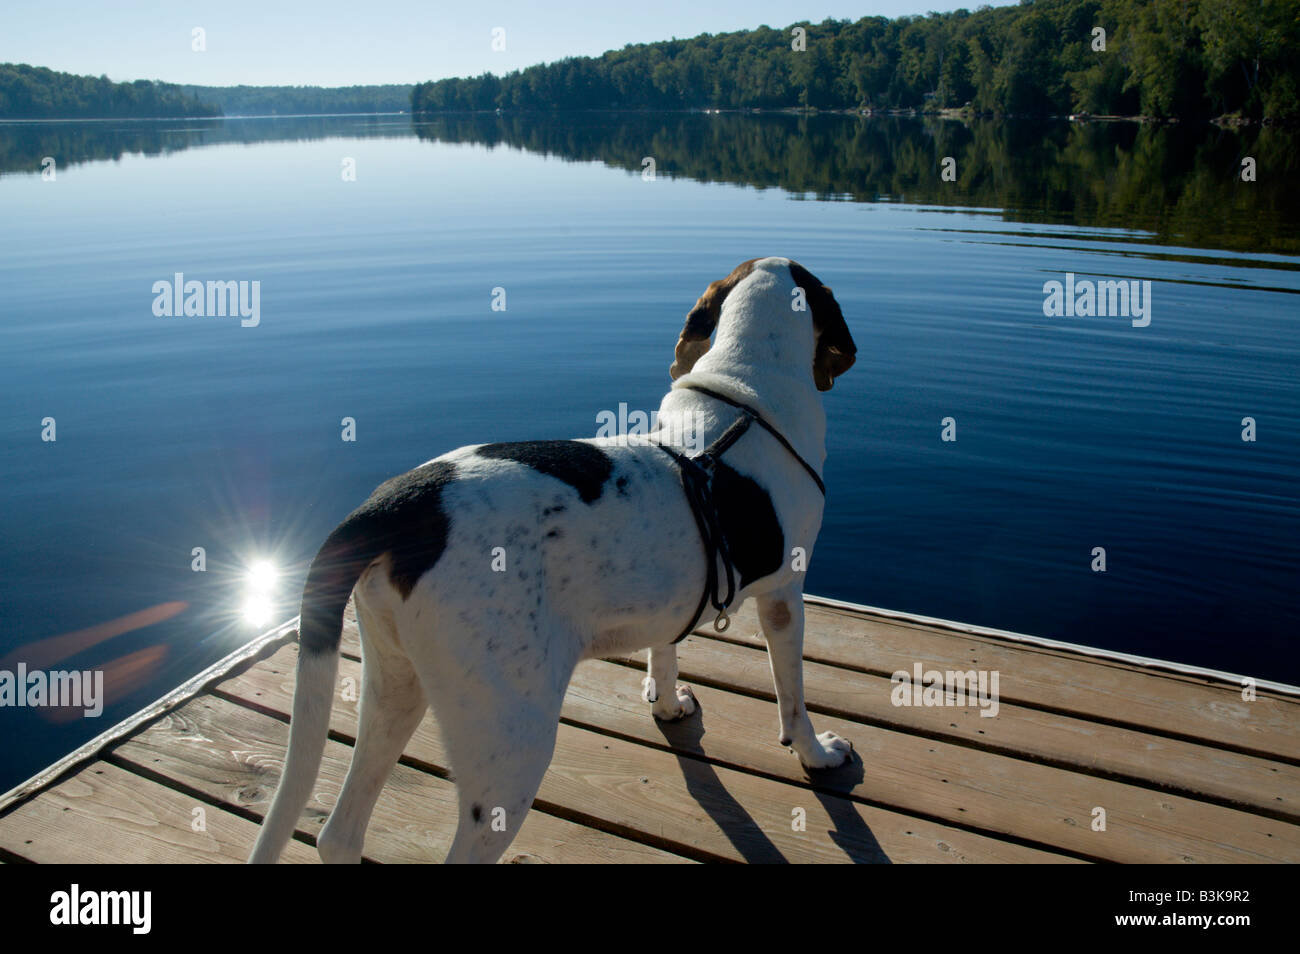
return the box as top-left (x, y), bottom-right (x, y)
top-left (249, 256), bottom-right (857, 864)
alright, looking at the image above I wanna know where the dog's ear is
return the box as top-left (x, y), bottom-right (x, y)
top-left (790, 262), bottom-right (856, 391)
top-left (670, 259), bottom-right (758, 380)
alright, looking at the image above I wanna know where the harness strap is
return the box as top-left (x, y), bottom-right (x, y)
top-left (653, 413), bottom-right (753, 642)
top-left (653, 384), bottom-right (825, 644)
top-left (678, 385), bottom-right (826, 496)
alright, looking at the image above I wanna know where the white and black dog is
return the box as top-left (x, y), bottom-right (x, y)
top-left (249, 256), bottom-right (857, 864)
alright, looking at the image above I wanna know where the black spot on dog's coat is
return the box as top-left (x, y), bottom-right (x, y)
top-left (472, 804), bottom-right (483, 823)
top-left (374, 461), bottom-right (458, 599)
top-left (477, 441), bottom-right (612, 504)
top-left (711, 461), bottom-right (785, 589)
top-left (299, 460), bottom-right (456, 654)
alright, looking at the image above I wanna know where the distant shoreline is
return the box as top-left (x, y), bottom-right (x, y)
top-left (406, 105), bottom-right (1300, 128)
top-left (0, 111), bottom-right (410, 124)
top-left (3, 108), bottom-right (1290, 128)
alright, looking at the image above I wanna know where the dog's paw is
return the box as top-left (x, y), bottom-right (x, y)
top-left (796, 731), bottom-right (853, 770)
top-left (651, 684), bottom-right (697, 721)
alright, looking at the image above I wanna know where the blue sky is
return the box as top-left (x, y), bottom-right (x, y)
top-left (1, 0), bottom-right (1017, 87)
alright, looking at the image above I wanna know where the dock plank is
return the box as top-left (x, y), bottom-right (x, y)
top-left (560, 662), bottom-right (1300, 862)
top-left (236, 645), bottom-right (1299, 863)
top-left (215, 646), bottom-right (1079, 863)
top-left (730, 601), bottom-right (1300, 760)
top-left (0, 760), bottom-right (318, 864)
top-left (604, 632), bottom-right (1300, 822)
top-left (4, 591), bottom-right (1295, 865)
top-left (112, 694), bottom-right (691, 865)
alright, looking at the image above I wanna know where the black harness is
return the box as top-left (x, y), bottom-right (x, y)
top-left (651, 384), bottom-right (826, 644)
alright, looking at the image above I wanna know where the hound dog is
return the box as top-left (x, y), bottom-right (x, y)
top-left (249, 256), bottom-right (857, 864)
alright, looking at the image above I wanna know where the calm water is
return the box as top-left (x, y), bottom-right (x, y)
top-left (1, 114), bottom-right (1297, 793)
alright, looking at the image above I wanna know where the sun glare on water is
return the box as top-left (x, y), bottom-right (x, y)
top-left (242, 559), bottom-right (280, 626)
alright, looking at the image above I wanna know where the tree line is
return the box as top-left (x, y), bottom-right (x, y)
top-left (0, 64), bottom-right (413, 119)
top-left (180, 84), bottom-right (411, 116)
top-left (0, 64), bottom-right (220, 119)
top-left (411, 0), bottom-right (1299, 121)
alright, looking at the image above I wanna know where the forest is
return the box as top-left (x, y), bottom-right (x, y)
top-left (0, 65), bottom-right (411, 119)
top-left (181, 84), bottom-right (411, 116)
top-left (411, 0), bottom-right (1300, 121)
top-left (0, 64), bottom-right (220, 118)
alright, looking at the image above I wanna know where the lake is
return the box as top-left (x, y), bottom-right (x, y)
top-left (1, 113), bottom-right (1297, 794)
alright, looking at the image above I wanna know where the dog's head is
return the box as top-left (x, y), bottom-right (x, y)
top-left (669, 257), bottom-right (857, 391)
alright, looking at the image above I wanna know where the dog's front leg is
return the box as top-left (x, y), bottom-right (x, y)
top-left (644, 644), bottom-right (697, 721)
top-left (757, 589), bottom-right (853, 770)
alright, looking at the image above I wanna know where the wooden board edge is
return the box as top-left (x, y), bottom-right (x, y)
top-left (798, 593), bottom-right (1300, 700)
top-left (0, 616), bottom-right (301, 816)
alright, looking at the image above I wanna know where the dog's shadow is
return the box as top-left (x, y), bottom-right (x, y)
top-left (653, 702), bottom-right (890, 864)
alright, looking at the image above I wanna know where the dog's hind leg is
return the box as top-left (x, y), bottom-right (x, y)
top-left (317, 598), bottom-right (427, 863)
top-left (442, 690), bottom-right (563, 864)
top-left (418, 645), bottom-right (568, 864)
top-left (644, 644), bottom-right (697, 721)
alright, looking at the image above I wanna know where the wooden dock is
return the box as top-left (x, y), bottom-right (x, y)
top-left (1, 595), bottom-right (1297, 863)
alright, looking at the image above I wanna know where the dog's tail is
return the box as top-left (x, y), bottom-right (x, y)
top-left (248, 513), bottom-right (383, 864)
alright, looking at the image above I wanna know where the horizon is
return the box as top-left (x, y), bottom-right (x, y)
top-left (0, 0), bottom-right (1019, 88)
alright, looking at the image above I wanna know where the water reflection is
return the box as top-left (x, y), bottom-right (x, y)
top-left (3, 113), bottom-right (1296, 254)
